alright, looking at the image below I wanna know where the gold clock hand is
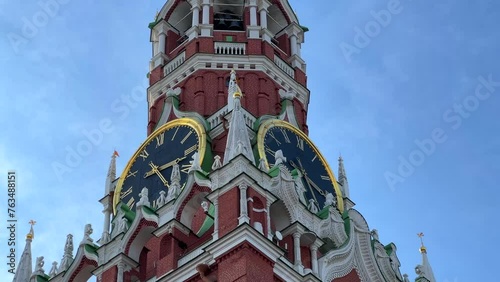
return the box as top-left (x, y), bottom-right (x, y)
top-left (303, 175), bottom-right (326, 196)
top-left (146, 161), bottom-right (169, 187)
top-left (144, 156), bottom-right (186, 178)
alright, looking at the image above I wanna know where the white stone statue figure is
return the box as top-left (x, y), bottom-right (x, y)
top-left (371, 229), bottom-right (380, 241)
top-left (293, 171), bottom-right (307, 205)
top-left (274, 149), bottom-right (286, 166)
top-left (308, 199), bottom-right (319, 213)
top-left (403, 274), bottom-right (410, 282)
top-left (119, 217), bottom-right (128, 233)
top-left (324, 192), bottom-right (336, 208)
top-left (212, 155), bottom-right (222, 170)
top-left (258, 158), bottom-right (268, 172)
top-left (34, 256), bottom-right (45, 274)
top-left (49, 261), bottom-right (58, 278)
top-left (81, 224), bottom-right (94, 245)
top-left (189, 151), bottom-right (202, 172)
top-left (137, 187), bottom-right (150, 207)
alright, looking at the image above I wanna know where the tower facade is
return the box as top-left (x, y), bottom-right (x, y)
top-left (17, 1), bottom-right (435, 282)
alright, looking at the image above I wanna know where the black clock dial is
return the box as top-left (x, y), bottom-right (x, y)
top-left (258, 120), bottom-right (344, 212)
top-left (113, 119), bottom-right (206, 213)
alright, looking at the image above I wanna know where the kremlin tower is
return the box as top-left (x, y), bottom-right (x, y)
top-left (14, 0), bottom-right (436, 281)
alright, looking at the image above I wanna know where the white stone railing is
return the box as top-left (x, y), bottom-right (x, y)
top-left (214, 42), bottom-right (246, 55)
top-left (274, 55), bottom-right (295, 78)
top-left (164, 51), bottom-right (186, 76)
top-left (207, 105), bottom-right (256, 130)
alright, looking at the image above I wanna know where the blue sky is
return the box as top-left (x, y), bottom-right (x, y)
top-left (1, 0), bottom-right (499, 281)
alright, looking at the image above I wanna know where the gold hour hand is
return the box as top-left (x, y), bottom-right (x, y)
top-left (146, 161), bottom-right (169, 187)
top-left (144, 156), bottom-right (186, 178)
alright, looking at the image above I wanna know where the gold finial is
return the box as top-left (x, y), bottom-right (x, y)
top-left (26, 220), bottom-right (36, 240)
top-left (417, 232), bottom-right (426, 253)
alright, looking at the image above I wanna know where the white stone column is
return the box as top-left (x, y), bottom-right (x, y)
top-left (117, 262), bottom-right (125, 282)
top-left (259, 0), bottom-right (271, 42)
top-left (259, 9), bottom-right (267, 29)
top-left (293, 232), bottom-right (303, 272)
top-left (290, 34), bottom-right (298, 56)
top-left (238, 184), bottom-right (250, 224)
top-left (192, 5), bottom-right (200, 27)
top-left (250, 0), bottom-right (257, 25)
top-left (213, 197), bottom-right (219, 240)
top-left (202, 0), bottom-right (210, 24)
top-left (266, 200), bottom-right (272, 239)
top-left (101, 209), bottom-right (111, 243)
top-left (310, 244), bottom-right (319, 275)
top-left (158, 32), bottom-right (166, 54)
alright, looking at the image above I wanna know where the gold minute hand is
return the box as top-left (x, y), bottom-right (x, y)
top-left (146, 161), bottom-right (169, 187)
top-left (144, 156), bottom-right (186, 178)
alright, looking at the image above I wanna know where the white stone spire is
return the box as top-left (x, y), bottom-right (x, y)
top-left (223, 71), bottom-right (255, 166)
top-left (13, 221), bottom-right (35, 282)
top-left (415, 233), bottom-right (436, 282)
top-left (101, 151), bottom-right (118, 244)
top-left (58, 234), bottom-right (74, 273)
top-left (105, 150), bottom-right (119, 194)
top-left (338, 156), bottom-right (350, 198)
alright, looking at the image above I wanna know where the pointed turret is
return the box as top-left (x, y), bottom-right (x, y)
top-left (13, 221), bottom-right (35, 282)
top-left (58, 234), bottom-right (74, 273)
top-left (223, 71), bottom-right (255, 166)
top-left (415, 233), bottom-right (436, 282)
top-left (101, 150), bottom-right (119, 244)
top-left (105, 150), bottom-right (119, 194)
top-left (338, 156), bottom-right (350, 198)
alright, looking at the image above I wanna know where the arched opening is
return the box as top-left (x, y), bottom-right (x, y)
top-left (270, 200), bottom-right (292, 232)
top-left (213, 0), bottom-right (245, 31)
top-left (167, 1), bottom-right (193, 35)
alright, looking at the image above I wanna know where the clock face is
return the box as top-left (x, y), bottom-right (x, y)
top-left (113, 118), bottom-right (206, 213)
top-left (257, 120), bottom-right (344, 212)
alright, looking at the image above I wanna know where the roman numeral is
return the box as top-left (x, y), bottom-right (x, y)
top-left (184, 144), bottom-right (198, 156)
top-left (126, 197), bottom-right (135, 209)
top-left (321, 175), bottom-right (330, 181)
top-left (280, 128), bottom-right (291, 143)
top-left (311, 155), bottom-right (318, 162)
top-left (156, 132), bottom-right (165, 148)
top-left (268, 131), bottom-right (281, 146)
top-left (120, 187), bottom-right (133, 199)
top-left (265, 145), bottom-right (276, 156)
top-left (139, 149), bottom-right (149, 160)
top-left (171, 127), bottom-right (179, 141)
top-left (180, 131), bottom-right (193, 144)
top-left (296, 136), bottom-right (304, 151)
top-left (126, 170), bottom-right (138, 179)
top-left (181, 164), bottom-right (192, 174)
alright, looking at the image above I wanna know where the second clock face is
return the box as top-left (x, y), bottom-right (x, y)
top-left (113, 118), bottom-right (206, 213)
top-left (257, 120), bottom-right (344, 212)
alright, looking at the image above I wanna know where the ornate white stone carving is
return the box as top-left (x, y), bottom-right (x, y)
top-left (58, 234), bottom-right (74, 273)
top-left (34, 256), bottom-right (45, 275)
top-left (137, 187), bottom-right (150, 208)
top-left (211, 155), bottom-right (222, 170)
top-left (48, 261), bottom-right (58, 278)
top-left (80, 224), bottom-right (94, 245)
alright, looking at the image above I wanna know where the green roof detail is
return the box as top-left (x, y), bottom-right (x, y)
top-left (84, 244), bottom-right (99, 255)
top-left (196, 203), bottom-right (215, 236)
